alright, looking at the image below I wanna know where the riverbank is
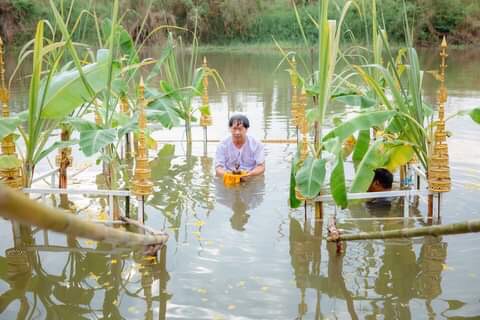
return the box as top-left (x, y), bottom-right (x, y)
top-left (1, 0), bottom-right (479, 47)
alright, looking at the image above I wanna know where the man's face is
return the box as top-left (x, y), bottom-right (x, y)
top-left (368, 180), bottom-right (385, 192)
top-left (230, 121), bottom-right (247, 143)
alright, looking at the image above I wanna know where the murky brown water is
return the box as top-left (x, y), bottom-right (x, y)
top-left (1, 48), bottom-right (480, 319)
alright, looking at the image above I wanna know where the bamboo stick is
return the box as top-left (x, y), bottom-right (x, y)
top-left (0, 185), bottom-right (168, 246)
top-left (327, 219), bottom-right (480, 242)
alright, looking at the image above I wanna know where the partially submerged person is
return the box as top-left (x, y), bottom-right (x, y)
top-left (215, 114), bottom-right (265, 181)
top-left (368, 168), bottom-right (393, 192)
top-left (366, 168), bottom-right (395, 213)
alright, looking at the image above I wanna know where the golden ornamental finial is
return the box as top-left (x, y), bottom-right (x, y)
top-left (429, 37), bottom-right (451, 193)
top-left (0, 35), bottom-right (21, 189)
top-left (441, 36), bottom-right (447, 49)
top-left (0, 34), bottom-right (7, 104)
top-left (200, 58), bottom-right (212, 127)
top-left (290, 55), bottom-right (299, 128)
top-left (299, 88), bottom-right (308, 160)
top-left (132, 78), bottom-right (153, 197)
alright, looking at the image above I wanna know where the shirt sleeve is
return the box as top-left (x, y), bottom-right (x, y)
top-left (254, 142), bottom-right (265, 166)
top-left (215, 142), bottom-right (226, 168)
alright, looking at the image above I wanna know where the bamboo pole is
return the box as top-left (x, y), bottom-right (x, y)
top-left (0, 185), bottom-right (168, 246)
top-left (327, 219), bottom-right (480, 242)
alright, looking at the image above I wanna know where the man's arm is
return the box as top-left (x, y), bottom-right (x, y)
top-left (216, 165), bottom-right (227, 178)
top-left (247, 163), bottom-right (265, 177)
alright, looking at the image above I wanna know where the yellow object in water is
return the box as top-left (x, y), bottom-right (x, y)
top-left (223, 171), bottom-right (248, 186)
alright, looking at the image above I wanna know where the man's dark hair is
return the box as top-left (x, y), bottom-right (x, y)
top-left (229, 114), bottom-right (250, 128)
top-left (373, 168), bottom-right (393, 189)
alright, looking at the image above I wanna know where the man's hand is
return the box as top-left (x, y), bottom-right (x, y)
top-left (240, 163), bottom-right (265, 182)
top-left (216, 166), bottom-right (226, 178)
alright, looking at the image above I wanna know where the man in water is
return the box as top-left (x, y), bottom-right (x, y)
top-left (366, 168), bottom-right (395, 213)
top-left (215, 114), bottom-right (265, 181)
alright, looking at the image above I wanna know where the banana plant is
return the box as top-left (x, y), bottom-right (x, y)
top-left (150, 31), bottom-right (223, 144)
top-left (0, 18), bottom-right (117, 187)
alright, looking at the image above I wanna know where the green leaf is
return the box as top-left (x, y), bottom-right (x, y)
top-left (295, 156), bottom-right (326, 199)
top-left (79, 128), bottom-right (117, 157)
top-left (199, 104), bottom-right (211, 116)
top-left (0, 117), bottom-right (22, 140)
top-left (334, 95), bottom-right (376, 109)
top-left (384, 144), bottom-right (414, 172)
top-left (324, 138), bottom-right (347, 208)
top-left (146, 109), bottom-right (179, 129)
top-left (323, 111), bottom-right (395, 142)
top-left (35, 139), bottom-right (79, 164)
top-left (289, 153), bottom-right (302, 208)
top-left (0, 155), bottom-right (22, 170)
top-left (470, 108), bottom-right (480, 124)
top-left (191, 67), bottom-right (205, 95)
top-left (66, 118), bottom-right (98, 131)
top-left (40, 50), bottom-right (120, 119)
top-left (350, 140), bottom-right (387, 193)
top-left (352, 130), bottom-right (370, 163)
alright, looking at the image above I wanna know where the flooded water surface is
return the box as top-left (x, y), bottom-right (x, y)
top-left (1, 48), bottom-right (480, 319)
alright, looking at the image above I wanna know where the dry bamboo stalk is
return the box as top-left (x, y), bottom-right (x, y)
top-left (327, 219), bottom-right (480, 242)
top-left (0, 185), bottom-right (168, 246)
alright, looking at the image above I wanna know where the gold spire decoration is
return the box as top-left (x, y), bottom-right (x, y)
top-left (428, 36), bottom-right (451, 193)
top-left (199, 56), bottom-right (212, 127)
top-left (132, 77), bottom-right (153, 197)
top-left (299, 88), bottom-right (309, 161)
top-left (290, 56), bottom-right (300, 127)
top-left (0, 36), bottom-right (22, 189)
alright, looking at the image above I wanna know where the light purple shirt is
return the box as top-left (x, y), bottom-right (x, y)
top-left (215, 136), bottom-right (265, 172)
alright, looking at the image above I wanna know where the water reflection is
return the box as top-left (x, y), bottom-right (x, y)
top-left (215, 177), bottom-right (265, 231)
top-left (0, 221), bottom-right (170, 319)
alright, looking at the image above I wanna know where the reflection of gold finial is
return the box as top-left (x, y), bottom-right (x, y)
top-left (429, 37), bottom-right (450, 193)
top-left (132, 77), bottom-right (153, 197)
top-left (200, 57), bottom-right (212, 127)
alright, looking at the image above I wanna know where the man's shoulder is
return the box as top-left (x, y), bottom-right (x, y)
top-left (219, 137), bottom-right (232, 146)
top-left (246, 135), bottom-right (263, 148)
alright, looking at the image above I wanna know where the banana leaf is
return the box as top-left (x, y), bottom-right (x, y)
top-left (323, 110), bottom-right (395, 142)
top-left (289, 153), bottom-right (302, 208)
top-left (324, 138), bottom-right (347, 208)
top-left (295, 156), bottom-right (327, 199)
top-left (79, 128), bottom-right (117, 156)
top-left (383, 143), bottom-right (414, 172)
top-left (0, 155), bottom-right (22, 170)
top-left (0, 117), bottom-right (22, 140)
top-left (470, 108), bottom-right (480, 124)
top-left (350, 140), bottom-right (386, 193)
top-left (41, 50), bottom-right (120, 119)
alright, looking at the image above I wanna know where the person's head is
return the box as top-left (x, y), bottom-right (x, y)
top-left (368, 168), bottom-right (393, 192)
top-left (229, 114), bottom-right (249, 144)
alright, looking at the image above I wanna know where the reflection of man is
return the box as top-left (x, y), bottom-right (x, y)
top-left (215, 114), bottom-right (265, 181)
top-left (215, 177), bottom-right (265, 231)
